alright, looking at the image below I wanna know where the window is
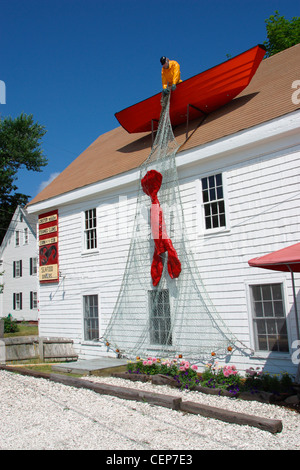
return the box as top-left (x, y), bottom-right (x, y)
top-left (15, 230), bottom-right (20, 246)
top-left (201, 173), bottom-right (226, 230)
top-left (13, 260), bottom-right (22, 278)
top-left (83, 295), bottom-right (99, 340)
top-left (30, 257), bottom-right (38, 275)
top-left (84, 209), bottom-right (97, 250)
top-left (30, 292), bottom-right (38, 309)
top-left (250, 283), bottom-right (288, 352)
top-left (23, 228), bottom-right (28, 244)
top-left (13, 293), bottom-right (22, 310)
top-left (149, 289), bottom-right (172, 345)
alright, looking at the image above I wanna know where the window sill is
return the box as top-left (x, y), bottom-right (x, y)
top-left (202, 227), bottom-right (231, 237)
top-left (81, 340), bottom-right (102, 346)
top-left (250, 351), bottom-right (290, 361)
top-left (81, 249), bottom-right (100, 257)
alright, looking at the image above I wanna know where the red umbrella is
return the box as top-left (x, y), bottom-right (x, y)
top-left (248, 243), bottom-right (300, 340)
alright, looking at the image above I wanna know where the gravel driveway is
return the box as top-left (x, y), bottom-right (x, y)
top-left (0, 370), bottom-right (299, 451)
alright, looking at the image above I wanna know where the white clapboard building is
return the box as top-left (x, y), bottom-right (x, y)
top-left (27, 44), bottom-right (300, 375)
top-left (0, 206), bottom-right (38, 322)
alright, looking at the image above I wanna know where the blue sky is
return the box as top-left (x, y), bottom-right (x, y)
top-left (1, 0), bottom-right (299, 201)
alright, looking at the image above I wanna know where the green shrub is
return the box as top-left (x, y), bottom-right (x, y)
top-left (244, 367), bottom-right (294, 394)
top-left (2, 314), bottom-right (18, 334)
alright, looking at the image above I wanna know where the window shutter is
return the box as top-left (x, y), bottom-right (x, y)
top-left (20, 293), bottom-right (22, 310)
top-left (30, 292), bottom-right (33, 309)
top-left (20, 260), bottom-right (22, 277)
top-left (13, 293), bottom-right (16, 310)
top-left (13, 261), bottom-right (16, 278)
top-left (30, 258), bottom-right (32, 275)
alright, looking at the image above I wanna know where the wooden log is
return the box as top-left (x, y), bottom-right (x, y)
top-left (49, 373), bottom-right (182, 409)
top-left (180, 400), bottom-right (283, 434)
top-left (0, 364), bottom-right (51, 380)
top-left (193, 384), bottom-right (234, 397)
top-left (0, 365), bottom-right (181, 410)
top-left (111, 372), bottom-right (152, 382)
top-left (151, 374), bottom-right (180, 388)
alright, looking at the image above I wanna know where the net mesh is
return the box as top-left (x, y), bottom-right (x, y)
top-left (104, 93), bottom-right (241, 362)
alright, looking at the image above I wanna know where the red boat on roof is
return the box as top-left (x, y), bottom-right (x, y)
top-left (115, 44), bottom-right (266, 134)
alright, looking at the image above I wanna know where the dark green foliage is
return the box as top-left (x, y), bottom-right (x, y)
top-left (264, 11), bottom-right (300, 57)
top-left (2, 314), bottom-right (18, 334)
top-left (0, 113), bottom-right (47, 243)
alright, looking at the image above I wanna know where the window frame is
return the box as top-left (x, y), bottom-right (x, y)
top-left (148, 288), bottom-right (172, 346)
top-left (15, 230), bottom-right (20, 246)
top-left (13, 292), bottom-right (22, 310)
top-left (30, 257), bottom-right (38, 275)
top-left (83, 294), bottom-right (100, 341)
top-left (23, 227), bottom-right (29, 245)
top-left (201, 172), bottom-right (227, 231)
top-left (247, 280), bottom-right (290, 355)
top-left (13, 260), bottom-right (22, 278)
top-left (83, 208), bottom-right (98, 253)
top-left (30, 291), bottom-right (38, 309)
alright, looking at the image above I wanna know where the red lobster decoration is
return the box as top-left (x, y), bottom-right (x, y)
top-left (141, 169), bottom-right (181, 286)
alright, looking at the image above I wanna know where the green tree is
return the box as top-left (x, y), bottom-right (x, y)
top-left (0, 113), bottom-right (47, 243)
top-left (264, 11), bottom-right (300, 57)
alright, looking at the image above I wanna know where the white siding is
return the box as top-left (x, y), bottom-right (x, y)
top-left (38, 186), bottom-right (138, 358)
top-left (30, 113), bottom-right (300, 375)
top-left (0, 208), bottom-right (38, 322)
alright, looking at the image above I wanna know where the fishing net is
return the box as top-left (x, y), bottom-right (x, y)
top-left (104, 93), bottom-right (241, 362)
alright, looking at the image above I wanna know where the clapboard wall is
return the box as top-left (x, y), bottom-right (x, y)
top-left (36, 112), bottom-right (300, 375)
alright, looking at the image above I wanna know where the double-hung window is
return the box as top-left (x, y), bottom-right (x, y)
top-left (149, 289), bottom-right (172, 345)
top-left (84, 208), bottom-right (97, 250)
top-left (30, 257), bottom-right (38, 275)
top-left (250, 283), bottom-right (288, 352)
top-left (83, 295), bottom-right (99, 341)
top-left (201, 173), bottom-right (226, 230)
top-left (30, 292), bottom-right (38, 309)
top-left (15, 230), bottom-right (20, 246)
top-left (13, 293), bottom-right (22, 310)
top-left (13, 260), bottom-right (22, 278)
top-left (23, 228), bottom-right (29, 245)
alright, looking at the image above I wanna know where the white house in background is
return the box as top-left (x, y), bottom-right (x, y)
top-left (0, 206), bottom-right (39, 322)
top-left (27, 44), bottom-right (300, 376)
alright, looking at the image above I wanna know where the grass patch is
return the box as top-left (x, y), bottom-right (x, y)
top-left (4, 321), bottom-right (38, 337)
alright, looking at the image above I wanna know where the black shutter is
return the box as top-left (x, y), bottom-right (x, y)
top-left (13, 293), bottom-right (16, 310)
top-left (20, 293), bottom-right (22, 310)
top-left (13, 261), bottom-right (16, 278)
top-left (20, 260), bottom-right (22, 277)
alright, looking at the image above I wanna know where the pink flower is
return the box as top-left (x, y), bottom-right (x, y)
top-left (147, 360), bottom-right (153, 365)
top-left (179, 366), bottom-right (185, 371)
top-left (143, 361), bottom-right (148, 366)
top-left (191, 365), bottom-right (198, 370)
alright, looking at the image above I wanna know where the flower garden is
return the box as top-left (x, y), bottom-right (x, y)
top-left (126, 356), bottom-right (296, 400)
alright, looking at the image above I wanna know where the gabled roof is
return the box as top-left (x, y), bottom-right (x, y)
top-left (0, 206), bottom-right (37, 257)
top-left (28, 44), bottom-right (300, 207)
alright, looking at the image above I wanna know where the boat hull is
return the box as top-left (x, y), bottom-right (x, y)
top-left (115, 45), bottom-right (266, 133)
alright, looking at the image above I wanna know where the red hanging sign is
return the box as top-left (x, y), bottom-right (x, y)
top-left (38, 209), bottom-right (59, 283)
